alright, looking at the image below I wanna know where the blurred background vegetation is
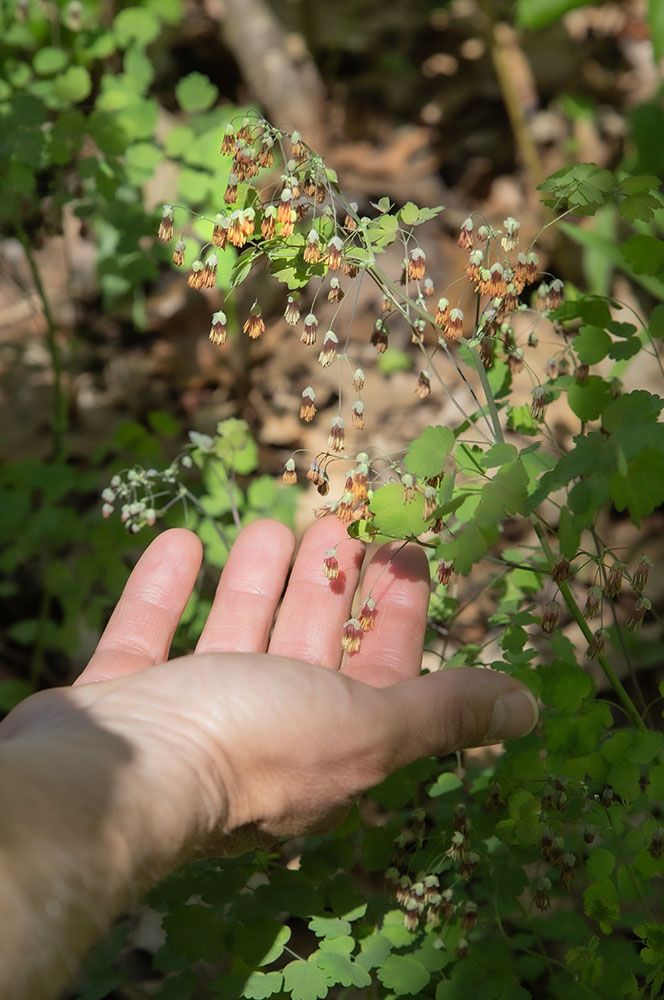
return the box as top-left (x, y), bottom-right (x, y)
top-left (0, 0), bottom-right (662, 703)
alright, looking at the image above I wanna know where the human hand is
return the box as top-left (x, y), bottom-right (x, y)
top-left (1, 516), bottom-right (538, 869)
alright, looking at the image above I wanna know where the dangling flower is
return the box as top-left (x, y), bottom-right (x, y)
top-left (343, 260), bottom-right (360, 278)
top-left (302, 313), bottom-right (318, 345)
top-left (261, 205), bottom-right (277, 240)
top-left (436, 559), bottom-right (454, 585)
top-left (445, 307), bottom-right (464, 341)
top-left (284, 294), bottom-right (300, 326)
top-left (282, 458), bottom-right (297, 485)
top-left (242, 207), bottom-right (256, 239)
top-left (626, 597), bottom-right (650, 631)
top-left (328, 277), bottom-right (344, 303)
top-left (352, 367), bottom-right (365, 391)
top-left (243, 303), bottom-right (265, 339)
top-left (318, 330), bottom-right (338, 367)
top-left (501, 216), bottom-right (520, 251)
top-left (220, 124), bottom-right (235, 155)
top-left (303, 229), bottom-right (321, 263)
top-left (371, 317), bottom-right (389, 353)
top-left (277, 187), bottom-right (293, 225)
top-left (465, 249), bottom-right (483, 285)
top-left (648, 828), bottom-right (664, 860)
top-left (546, 278), bottom-right (564, 310)
top-left (203, 253), bottom-right (218, 288)
top-left (604, 561), bottom-right (626, 599)
top-left (228, 210), bottom-right (247, 248)
top-left (341, 618), bottom-right (363, 653)
top-left (326, 236), bottom-right (344, 271)
top-left (583, 586), bottom-right (601, 619)
top-left (257, 134), bottom-right (275, 168)
top-left (435, 297), bottom-right (449, 327)
top-left (632, 555), bottom-right (652, 593)
top-left (209, 310), bottom-right (227, 345)
top-left (158, 204), bottom-right (174, 242)
top-left (280, 209), bottom-right (296, 238)
top-left (336, 491), bottom-right (354, 525)
top-left (358, 597), bottom-right (376, 631)
top-left (188, 259), bottom-right (205, 289)
top-left (533, 877), bottom-right (551, 912)
top-left (458, 216), bottom-right (473, 250)
top-left (172, 239), bottom-right (186, 267)
top-left (224, 173), bottom-right (238, 204)
top-left (212, 213), bottom-right (229, 248)
top-left (306, 459), bottom-right (323, 486)
top-left (488, 262), bottom-right (506, 298)
top-left (585, 628), bottom-right (607, 660)
top-left (290, 128), bottom-right (306, 160)
top-left (558, 853), bottom-right (576, 891)
top-left (328, 415), bottom-right (345, 452)
top-left (351, 400), bottom-right (365, 430)
top-left (551, 558), bottom-right (571, 583)
top-left (299, 386), bottom-right (316, 422)
top-left (408, 247), bottom-right (426, 282)
top-left (423, 277), bottom-right (434, 297)
top-left (422, 485), bottom-right (437, 519)
top-left (343, 202), bottom-right (358, 231)
top-left (531, 386), bottom-right (549, 421)
top-left (541, 599), bottom-right (560, 634)
top-left (323, 548), bottom-right (339, 580)
top-left (415, 370), bottom-right (431, 399)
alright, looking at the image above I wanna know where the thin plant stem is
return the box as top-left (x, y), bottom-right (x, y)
top-left (15, 217), bottom-right (67, 459)
top-left (534, 522), bottom-right (644, 730)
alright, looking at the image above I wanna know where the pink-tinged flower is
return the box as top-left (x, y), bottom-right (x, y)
top-left (302, 313), bottom-right (318, 345)
top-left (541, 599), bottom-right (559, 634)
top-left (284, 294), bottom-right (300, 326)
top-left (458, 216), bottom-right (473, 249)
top-left (415, 370), bottom-right (431, 399)
top-left (408, 247), bottom-right (426, 282)
top-left (282, 458), bottom-right (297, 485)
top-left (328, 415), bottom-right (345, 452)
top-left (299, 386), bottom-right (316, 422)
top-left (209, 310), bottom-right (227, 346)
top-left (303, 229), bottom-right (321, 264)
top-left (351, 400), bottom-right (365, 430)
top-left (158, 204), bottom-right (174, 242)
top-left (341, 618), bottom-right (363, 653)
top-left (323, 548), bottom-right (339, 580)
top-left (243, 304), bottom-right (265, 339)
top-left (358, 597), bottom-right (376, 631)
top-left (326, 236), bottom-right (344, 271)
top-left (172, 239), bottom-right (185, 267)
top-left (318, 330), bottom-right (338, 367)
top-left (445, 307), bottom-right (464, 341)
top-left (352, 367), bottom-right (365, 390)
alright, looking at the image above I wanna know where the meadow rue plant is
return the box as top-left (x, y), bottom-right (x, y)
top-left (94, 117), bottom-right (664, 998)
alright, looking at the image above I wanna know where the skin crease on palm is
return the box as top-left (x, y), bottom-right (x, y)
top-left (0, 517), bottom-right (538, 1000)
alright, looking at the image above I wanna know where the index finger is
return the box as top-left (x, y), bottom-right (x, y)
top-left (76, 528), bottom-right (203, 685)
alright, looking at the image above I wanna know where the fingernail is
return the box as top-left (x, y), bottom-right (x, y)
top-left (486, 689), bottom-right (539, 743)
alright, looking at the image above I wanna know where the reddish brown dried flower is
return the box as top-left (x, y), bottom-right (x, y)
top-left (328, 416), bottom-right (345, 452)
top-left (323, 548), bottom-right (339, 580)
top-left (416, 370), bottom-right (431, 399)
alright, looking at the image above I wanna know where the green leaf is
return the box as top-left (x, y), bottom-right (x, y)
top-left (235, 922), bottom-right (291, 966)
top-left (282, 959), bottom-right (329, 1000)
top-left (162, 904), bottom-right (227, 962)
top-left (506, 404), bottom-right (538, 435)
top-left (649, 304), bottom-right (664, 339)
top-left (583, 878), bottom-right (620, 928)
top-left (517, 0), bottom-right (592, 29)
top-left (312, 952), bottom-right (371, 989)
top-left (400, 202), bottom-right (420, 225)
top-left (377, 955), bottom-right (430, 995)
top-left (480, 443), bottom-right (518, 468)
top-left (573, 325), bottom-right (612, 364)
top-left (369, 483), bottom-right (426, 537)
top-left (405, 425), bottom-right (455, 478)
top-left (308, 916), bottom-right (351, 938)
top-left (551, 295), bottom-right (612, 327)
top-left (429, 771), bottom-right (463, 797)
top-left (124, 45), bottom-right (155, 94)
top-left (230, 247), bottom-right (261, 288)
top-left (242, 971), bottom-right (283, 999)
top-left (649, 0), bottom-right (664, 60)
top-left (567, 376), bottom-right (612, 422)
top-left (610, 449), bottom-right (664, 526)
top-left (113, 7), bottom-right (161, 46)
top-left (175, 72), bottom-right (219, 113)
top-left (586, 848), bottom-right (616, 880)
top-left (538, 163), bottom-right (615, 215)
top-left (625, 729), bottom-right (664, 764)
top-left (357, 933), bottom-right (392, 970)
top-left (33, 47), bottom-right (68, 75)
top-left (622, 235), bottom-right (664, 277)
top-left (54, 66), bottom-right (92, 103)
top-left (450, 521), bottom-right (494, 575)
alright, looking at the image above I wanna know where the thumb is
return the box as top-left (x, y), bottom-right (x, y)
top-left (382, 667), bottom-right (538, 767)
